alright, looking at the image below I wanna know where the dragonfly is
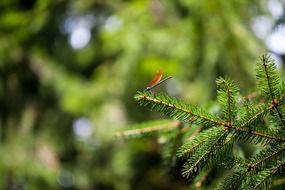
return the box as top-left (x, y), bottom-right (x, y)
top-left (145, 70), bottom-right (172, 91)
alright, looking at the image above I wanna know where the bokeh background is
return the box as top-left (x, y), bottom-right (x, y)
top-left (0, 0), bottom-right (285, 189)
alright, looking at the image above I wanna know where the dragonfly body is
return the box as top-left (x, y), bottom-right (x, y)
top-left (145, 71), bottom-right (172, 91)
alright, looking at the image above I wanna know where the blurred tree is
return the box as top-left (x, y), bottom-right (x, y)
top-left (0, 0), bottom-right (279, 189)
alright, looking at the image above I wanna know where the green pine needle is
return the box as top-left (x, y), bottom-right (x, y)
top-left (256, 54), bottom-right (280, 100)
top-left (124, 54), bottom-right (285, 189)
top-left (216, 77), bottom-right (239, 124)
top-left (116, 119), bottom-right (181, 139)
top-left (177, 127), bottom-right (226, 158)
top-left (134, 91), bottom-right (223, 127)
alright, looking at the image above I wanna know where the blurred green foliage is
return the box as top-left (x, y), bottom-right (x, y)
top-left (0, 0), bottom-right (278, 189)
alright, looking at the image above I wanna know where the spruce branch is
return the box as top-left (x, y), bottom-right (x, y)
top-left (217, 134), bottom-right (285, 189)
top-left (240, 156), bottom-right (285, 189)
top-left (181, 129), bottom-right (230, 178)
top-left (217, 167), bottom-right (248, 190)
top-left (273, 103), bottom-right (285, 128)
top-left (216, 77), bottom-right (239, 124)
top-left (231, 126), bottom-right (285, 143)
top-left (256, 54), bottom-right (280, 100)
top-left (134, 87), bottom-right (285, 144)
top-left (115, 120), bottom-right (180, 138)
top-left (256, 54), bottom-right (285, 127)
top-left (128, 54), bottom-right (285, 189)
top-left (241, 169), bottom-right (272, 189)
top-left (238, 100), bottom-right (270, 129)
top-left (177, 127), bottom-right (226, 158)
top-left (246, 143), bottom-right (285, 173)
top-left (134, 91), bottom-right (224, 127)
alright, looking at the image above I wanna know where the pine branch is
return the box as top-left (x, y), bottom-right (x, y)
top-left (135, 88), bottom-right (285, 144)
top-left (181, 129), bottom-right (230, 178)
top-left (273, 103), bottom-right (285, 128)
top-left (129, 54), bottom-right (285, 189)
top-left (134, 91), bottom-right (224, 127)
top-left (246, 143), bottom-right (285, 173)
top-left (271, 94), bottom-right (285, 127)
top-left (115, 120), bottom-right (180, 138)
top-left (217, 167), bottom-right (248, 190)
top-left (256, 54), bottom-right (280, 100)
top-left (241, 156), bottom-right (285, 189)
top-left (239, 103), bottom-right (270, 130)
top-left (256, 54), bottom-right (285, 127)
top-left (230, 126), bottom-right (285, 144)
top-left (241, 169), bottom-right (272, 189)
top-left (218, 144), bottom-right (285, 190)
top-left (216, 77), bottom-right (239, 124)
top-left (177, 127), bottom-right (226, 158)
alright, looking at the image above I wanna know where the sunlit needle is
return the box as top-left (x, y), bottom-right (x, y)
top-left (145, 70), bottom-right (172, 91)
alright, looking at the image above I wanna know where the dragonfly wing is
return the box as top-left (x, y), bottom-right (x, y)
top-left (147, 70), bottom-right (163, 88)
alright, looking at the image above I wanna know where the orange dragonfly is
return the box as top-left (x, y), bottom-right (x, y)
top-left (145, 70), bottom-right (172, 91)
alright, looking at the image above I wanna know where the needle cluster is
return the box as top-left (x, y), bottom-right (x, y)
top-left (119, 54), bottom-right (285, 189)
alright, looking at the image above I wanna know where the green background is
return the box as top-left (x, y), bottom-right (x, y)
top-left (0, 0), bottom-right (283, 189)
